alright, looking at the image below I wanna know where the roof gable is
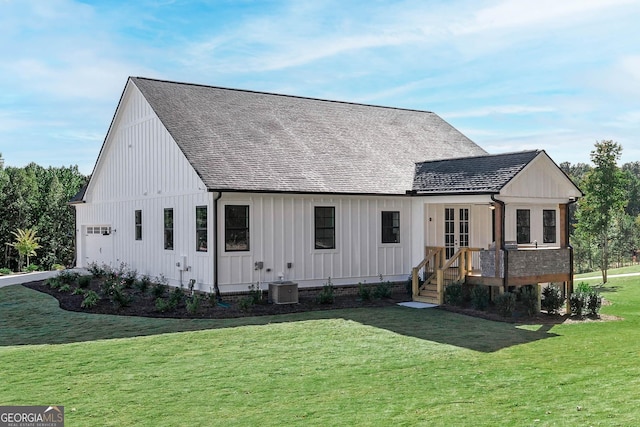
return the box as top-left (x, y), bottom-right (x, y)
top-left (130, 77), bottom-right (488, 195)
top-left (412, 150), bottom-right (541, 194)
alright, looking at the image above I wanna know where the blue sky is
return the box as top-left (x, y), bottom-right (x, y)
top-left (1, 0), bottom-right (638, 175)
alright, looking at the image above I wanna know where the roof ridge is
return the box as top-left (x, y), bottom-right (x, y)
top-left (414, 149), bottom-right (540, 166)
top-left (131, 76), bottom-right (436, 115)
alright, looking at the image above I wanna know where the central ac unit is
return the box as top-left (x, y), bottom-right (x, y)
top-left (269, 282), bottom-right (298, 304)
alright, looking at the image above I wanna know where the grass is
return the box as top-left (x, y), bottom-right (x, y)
top-left (575, 263), bottom-right (640, 279)
top-left (2, 277), bottom-right (640, 426)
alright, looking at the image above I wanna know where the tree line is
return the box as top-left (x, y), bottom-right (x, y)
top-left (0, 153), bottom-right (87, 271)
top-left (560, 141), bottom-right (640, 279)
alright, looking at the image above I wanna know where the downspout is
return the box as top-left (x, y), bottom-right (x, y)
top-left (213, 192), bottom-right (223, 301)
top-left (491, 194), bottom-right (507, 292)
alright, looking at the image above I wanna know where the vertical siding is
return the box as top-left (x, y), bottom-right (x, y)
top-left (217, 194), bottom-right (413, 292)
top-left (77, 84), bottom-right (214, 291)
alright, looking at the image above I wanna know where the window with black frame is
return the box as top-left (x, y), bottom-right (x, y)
top-left (164, 208), bottom-right (174, 250)
top-left (381, 211), bottom-right (400, 243)
top-left (196, 206), bottom-right (207, 252)
top-left (543, 209), bottom-right (556, 243)
top-left (135, 210), bottom-right (142, 241)
top-left (225, 205), bottom-right (249, 251)
top-left (314, 206), bottom-right (335, 249)
top-left (516, 209), bottom-right (530, 244)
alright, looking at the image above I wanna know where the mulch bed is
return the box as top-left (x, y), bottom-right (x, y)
top-left (22, 279), bottom-right (621, 324)
top-left (23, 280), bottom-right (406, 319)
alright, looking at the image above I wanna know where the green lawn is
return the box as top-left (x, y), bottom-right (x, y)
top-left (2, 278), bottom-right (640, 426)
top-left (575, 264), bottom-right (640, 280)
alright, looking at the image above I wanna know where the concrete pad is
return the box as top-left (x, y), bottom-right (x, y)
top-left (397, 301), bottom-right (438, 309)
top-left (0, 271), bottom-right (59, 288)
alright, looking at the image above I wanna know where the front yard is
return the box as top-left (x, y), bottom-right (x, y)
top-left (1, 268), bottom-right (640, 425)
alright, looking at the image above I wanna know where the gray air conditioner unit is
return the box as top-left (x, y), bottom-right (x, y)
top-left (269, 282), bottom-right (299, 304)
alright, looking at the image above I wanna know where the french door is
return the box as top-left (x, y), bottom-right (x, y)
top-left (444, 207), bottom-right (469, 259)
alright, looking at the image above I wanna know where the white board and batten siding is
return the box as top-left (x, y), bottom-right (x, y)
top-left (76, 83), bottom-right (214, 289)
top-left (218, 194), bottom-right (413, 293)
top-left (500, 153), bottom-right (581, 247)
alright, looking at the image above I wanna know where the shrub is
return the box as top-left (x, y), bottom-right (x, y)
top-left (151, 282), bottom-right (167, 298)
top-left (587, 291), bottom-right (602, 316)
top-left (470, 285), bottom-right (489, 311)
top-left (0, 268), bottom-right (12, 275)
top-left (317, 278), bottom-right (335, 304)
top-left (59, 284), bottom-right (72, 293)
top-left (358, 282), bottom-right (372, 301)
top-left (495, 292), bottom-right (516, 317)
top-left (520, 285), bottom-right (539, 317)
top-left (155, 297), bottom-right (176, 313)
top-left (135, 276), bottom-right (151, 294)
top-left (87, 262), bottom-right (109, 278)
top-left (168, 286), bottom-right (185, 307)
top-left (111, 285), bottom-right (133, 309)
top-left (570, 292), bottom-right (587, 317)
top-left (373, 275), bottom-right (392, 299)
top-left (46, 277), bottom-right (61, 289)
top-left (444, 281), bottom-right (464, 306)
top-left (186, 294), bottom-right (201, 314)
top-left (51, 263), bottom-right (65, 271)
top-left (541, 284), bottom-right (564, 314)
top-left (71, 287), bottom-right (86, 295)
top-left (77, 275), bottom-right (91, 289)
top-left (238, 297), bottom-right (254, 312)
top-left (247, 283), bottom-right (263, 304)
top-left (81, 290), bottom-right (100, 309)
top-left (208, 287), bottom-right (218, 306)
top-left (576, 281), bottom-right (593, 294)
top-left (25, 264), bottom-right (40, 272)
top-left (58, 269), bottom-right (79, 286)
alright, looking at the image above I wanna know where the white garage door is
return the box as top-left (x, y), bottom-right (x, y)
top-left (83, 225), bottom-right (114, 267)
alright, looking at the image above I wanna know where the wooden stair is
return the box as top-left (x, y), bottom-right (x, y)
top-left (416, 281), bottom-right (439, 305)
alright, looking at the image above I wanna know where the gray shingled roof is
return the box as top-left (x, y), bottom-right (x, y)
top-left (131, 77), bottom-right (487, 195)
top-left (412, 150), bottom-right (542, 194)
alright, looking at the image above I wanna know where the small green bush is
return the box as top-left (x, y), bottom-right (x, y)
top-left (155, 297), bottom-right (176, 313)
top-left (77, 275), bottom-right (91, 289)
top-left (51, 263), bottom-right (65, 271)
top-left (186, 294), bottom-right (201, 314)
top-left (58, 269), bottom-right (79, 286)
top-left (135, 276), bottom-right (151, 294)
top-left (71, 287), bottom-right (86, 295)
top-left (87, 262), bottom-right (109, 278)
top-left (59, 284), bottom-right (72, 293)
top-left (520, 286), bottom-right (539, 317)
top-left (168, 286), bottom-right (185, 307)
top-left (541, 284), bottom-right (564, 314)
top-left (111, 286), bottom-right (133, 309)
top-left (25, 264), bottom-right (40, 272)
top-left (570, 292), bottom-right (587, 317)
top-left (0, 268), bottom-right (12, 275)
top-left (576, 282), bottom-right (592, 294)
top-left (46, 277), bottom-right (61, 289)
top-left (247, 283), bottom-right (263, 304)
top-left (444, 282), bottom-right (464, 306)
top-left (317, 278), bottom-right (335, 304)
top-left (373, 276), bottom-right (392, 299)
top-left (587, 291), bottom-right (602, 316)
top-left (358, 282), bottom-right (372, 301)
top-left (495, 292), bottom-right (516, 317)
top-left (151, 282), bottom-right (167, 298)
top-left (470, 285), bottom-right (489, 311)
top-left (238, 297), bottom-right (253, 312)
top-left (81, 290), bottom-right (100, 308)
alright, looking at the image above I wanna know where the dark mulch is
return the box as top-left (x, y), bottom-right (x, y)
top-left (23, 280), bottom-right (406, 319)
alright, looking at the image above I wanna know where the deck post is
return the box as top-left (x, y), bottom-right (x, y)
top-left (412, 267), bottom-right (419, 298)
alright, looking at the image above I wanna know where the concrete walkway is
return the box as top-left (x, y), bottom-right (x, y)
top-left (0, 271), bottom-right (59, 288)
top-left (576, 272), bottom-right (640, 281)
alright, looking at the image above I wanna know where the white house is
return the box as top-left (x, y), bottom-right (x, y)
top-left (72, 77), bottom-right (582, 303)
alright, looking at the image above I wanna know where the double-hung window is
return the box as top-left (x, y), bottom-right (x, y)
top-left (314, 207), bottom-right (335, 249)
top-left (225, 205), bottom-right (250, 251)
top-left (381, 211), bottom-right (400, 243)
